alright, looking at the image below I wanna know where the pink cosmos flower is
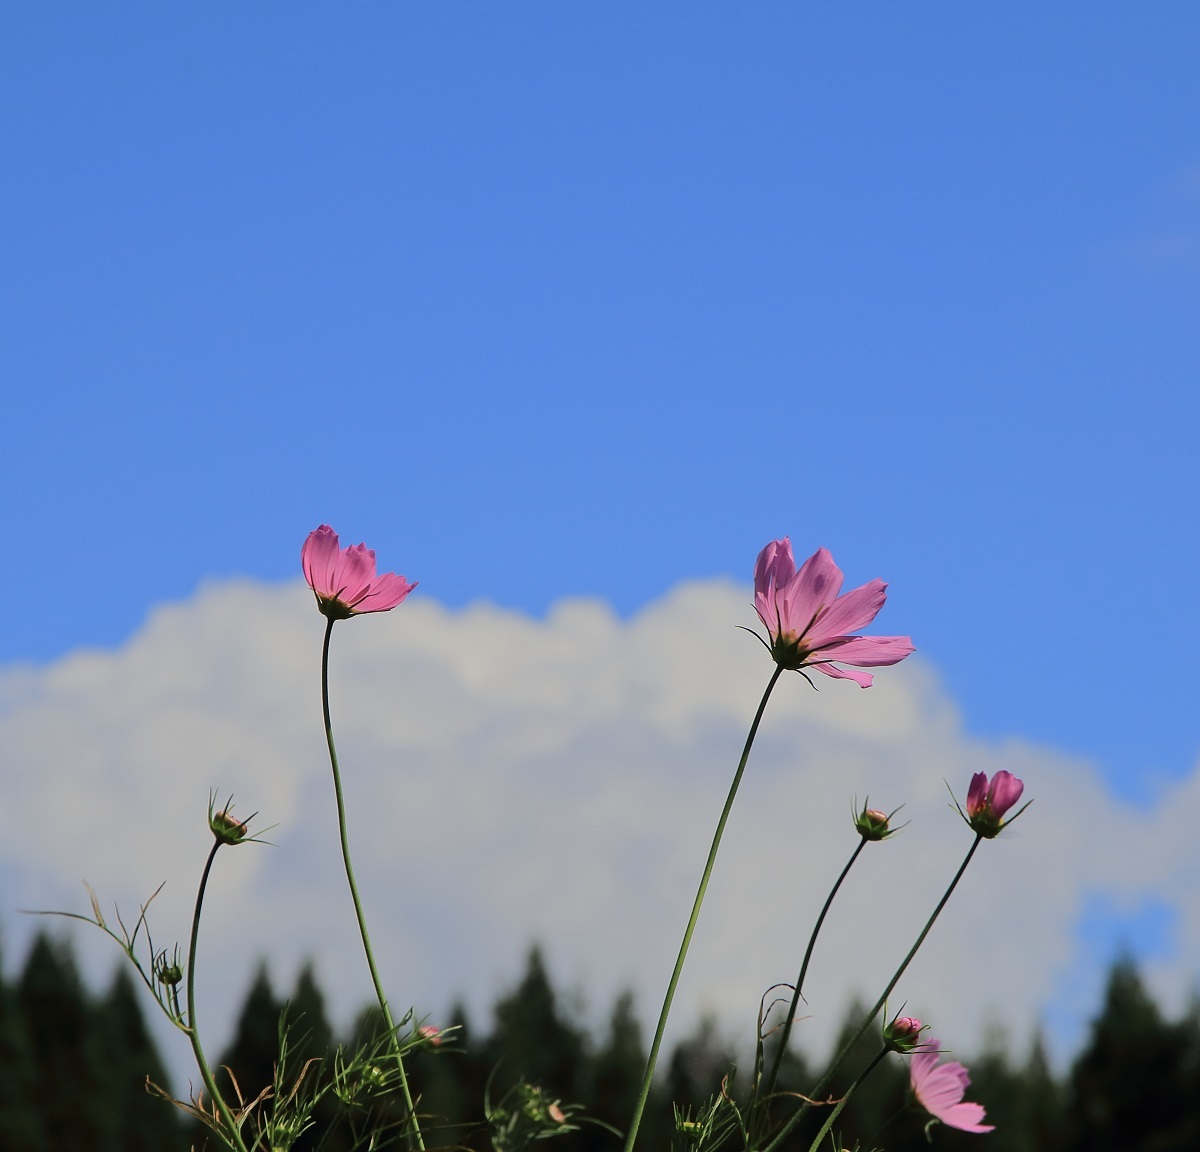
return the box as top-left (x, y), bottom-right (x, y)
top-left (963, 770), bottom-right (1025, 838)
top-left (910, 1039), bottom-right (994, 1134)
top-left (301, 525), bottom-right (417, 620)
top-left (753, 538), bottom-right (914, 687)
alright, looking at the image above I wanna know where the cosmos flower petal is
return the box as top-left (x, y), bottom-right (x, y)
top-left (816, 635), bottom-right (916, 667)
top-left (337, 543), bottom-right (378, 604)
top-left (806, 578), bottom-right (888, 645)
top-left (910, 1039), bottom-right (994, 1134)
top-left (808, 661), bottom-right (875, 688)
top-left (754, 538), bottom-right (796, 631)
top-left (783, 546), bottom-right (844, 635)
top-left (302, 525), bottom-right (341, 595)
top-left (966, 772), bottom-right (989, 817)
top-left (939, 1103), bottom-right (993, 1133)
top-left (988, 770), bottom-right (1025, 818)
top-left (351, 571), bottom-right (417, 613)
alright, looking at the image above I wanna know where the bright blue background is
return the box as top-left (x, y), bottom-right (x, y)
top-left (4, 5), bottom-right (1198, 800)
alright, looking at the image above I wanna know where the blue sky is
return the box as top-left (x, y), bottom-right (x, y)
top-left (4, 9), bottom-right (1200, 853)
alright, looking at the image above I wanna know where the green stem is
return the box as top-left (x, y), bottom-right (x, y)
top-left (761, 834), bottom-right (983, 1152)
top-left (322, 616), bottom-right (425, 1152)
top-left (761, 837), bottom-right (867, 1106)
top-left (621, 664), bottom-right (785, 1152)
top-left (187, 841), bottom-right (252, 1152)
top-left (804, 1047), bottom-right (888, 1152)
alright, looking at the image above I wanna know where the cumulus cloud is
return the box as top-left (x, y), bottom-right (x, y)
top-left (2, 577), bottom-right (1196, 1087)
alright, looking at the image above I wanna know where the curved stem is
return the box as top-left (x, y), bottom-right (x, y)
top-left (761, 837), bottom-right (867, 1104)
top-left (621, 665), bottom-right (785, 1152)
top-left (761, 834), bottom-right (983, 1152)
top-left (322, 617), bottom-right (425, 1152)
top-left (187, 841), bottom-right (251, 1152)
top-left (804, 1047), bottom-right (888, 1152)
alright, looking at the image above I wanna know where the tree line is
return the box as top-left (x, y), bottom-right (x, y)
top-left (1, 930), bottom-right (1198, 1151)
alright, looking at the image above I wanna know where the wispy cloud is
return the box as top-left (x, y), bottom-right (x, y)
top-left (2, 578), bottom-right (1196, 1083)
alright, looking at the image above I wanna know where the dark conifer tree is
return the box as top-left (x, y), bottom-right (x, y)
top-left (662, 1014), bottom-right (735, 1129)
top-left (285, 961), bottom-right (348, 1152)
top-left (0, 934), bottom-right (49, 1152)
top-left (16, 932), bottom-right (110, 1152)
top-left (1065, 954), bottom-right (1194, 1152)
top-left (584, 990), bottom-right (646, 1150)
top-left (486, 946), bottom-right (586, 1103)
top-left (94, 967), bottom-right (186, 1151)
top-left (209, 961), bottom-right (284, 1138)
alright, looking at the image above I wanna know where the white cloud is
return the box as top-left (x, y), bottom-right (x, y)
top-left (2, 577), bottom-right (1197, 1091)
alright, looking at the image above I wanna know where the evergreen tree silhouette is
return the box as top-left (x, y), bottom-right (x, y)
top-left (94, 966), bottom-right (186, 1150)
top-left (209, 961), bottom-right (284, 1139)
top-left (16, 933), bottom-right (109, 1151)
top-left (1065, 954), bottom-right (1196, 1152)
top-left (486, 946), bottom-right (586, 1102)
top-left (0, 933), bottom-right (49, 1152)
top-left (584, 989), bottom-right (646, 1149)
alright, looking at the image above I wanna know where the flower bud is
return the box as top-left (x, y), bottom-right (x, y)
top-left (854, 798), bottom-right (902, 841)
top-left (962, 770), bottom-right (1027, 838)
top-left (883, 1014), bottom-right (926, 1052)
top-left (855, 806), bottom-right (891, 841)
top-left (210, 808), bottom-right (250, 846)
top-left (155, 958), bottom-right (183, 986)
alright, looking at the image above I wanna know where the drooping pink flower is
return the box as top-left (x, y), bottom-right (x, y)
top-left (963, 770), bottom-right (1026, 838)
top-left (910, 1039), bottom-right (994, 1134)
top-left (302, 525), bottom-right (417, 620)
top-left (753, 538), bottom-right (914, 687)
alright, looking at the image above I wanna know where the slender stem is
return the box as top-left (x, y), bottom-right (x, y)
top-left (187, 841), bottom-right (252, 1152)
top-left (322, 616), bottom-right (425, 1152)
top-left (761, 834), bottom-right (983, 1152)
top-left (804, 1047), bottom-right (888, 1152)
top-left (761, 837), bottom-right (867, 1104)
top-left (621, 665), bottom-right (785, 1152)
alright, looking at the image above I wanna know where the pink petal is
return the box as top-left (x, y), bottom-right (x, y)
top-left (966, 773), bottom-right (988, 817)
top-left (989, 770), bottom-right (1024, 818)
top-left (911, 1043), bottom-right (994, 1134)
top-left (815, 634), bottom-right (915, 667)
top-left (302, 525), bottom-right (341, 597)
top-left (779, 547), bottom-right (843, 639)
top-left (336, 543), bottom-right (377, 604)
top-left (938, 1103), bottom-right (994, 1133)
top-left (806, 578), bottom-right (888, 645)
top-left (809, 661), bottom-right (875, 688)
top-left (754, 538), bottom-right (796, 635)
top-left (354, 573), bottom-right (417, 613)
top-left (754, 538), bottom-right (795, 596)
top-left (909, 1047), bottom-right (940, 1084)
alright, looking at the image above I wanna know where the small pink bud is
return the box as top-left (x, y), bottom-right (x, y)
top-left (210, 808), bottom-right (250, 845)
top-left (547, 1103), bottom-right (566, 1124)
top-left (883, 1014), bottom-right (926, 1052)
top-left (854, 803), bottom-right (894, 841)
top-left (418, 1025), bottom-right (443, 1047)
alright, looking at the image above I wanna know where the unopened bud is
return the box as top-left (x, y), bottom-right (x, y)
top-left (883, 1014), bottom-right (926, 1052)
top-left (855, 806), bottom-right (891, 840)
top-left (210, 808), bottom-right (250, 845)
